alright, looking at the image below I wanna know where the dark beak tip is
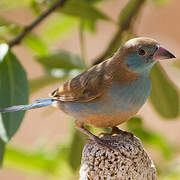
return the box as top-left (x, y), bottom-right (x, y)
top-left (170, 53), bottom-right (176, 59)
top-left (166, 51), bottom-right (176, 59)
top-left (153, 46), bottom-right (176, 60)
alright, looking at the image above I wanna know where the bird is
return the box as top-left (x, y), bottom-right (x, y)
top-left (0, 37), bottom-right (176, 149)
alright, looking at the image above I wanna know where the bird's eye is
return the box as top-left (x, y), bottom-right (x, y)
top-left (138, 48), bottom-right (146, 56)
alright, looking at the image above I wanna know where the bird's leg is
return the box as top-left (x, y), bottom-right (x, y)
top-left (99, 126), bottom-right (133, 139)
top-left (76, 123), bottom-right (118, 151)
top-left (98, 126), bottom-right (122, 137)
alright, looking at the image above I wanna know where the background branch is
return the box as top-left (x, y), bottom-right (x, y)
top-left (92, 0), bottom-right (145, 65)
top-left (8, 0), bottom-right (67, 48)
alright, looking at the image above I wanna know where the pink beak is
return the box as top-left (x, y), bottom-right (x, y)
top-left (153, 45), bottom-right (176, 60)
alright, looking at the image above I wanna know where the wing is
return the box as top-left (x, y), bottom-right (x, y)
top-left (51, 60), bottom-right (112, 102)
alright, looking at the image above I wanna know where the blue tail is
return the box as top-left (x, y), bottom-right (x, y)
top-left (0, 99), bottom-right (57, 112)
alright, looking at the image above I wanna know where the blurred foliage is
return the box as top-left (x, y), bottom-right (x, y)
top-left (150, 0), bottom-right (170, 5)
top-left (150, 63), bottom-right (179, 118)
top-left (4, 144), bottom-right (73, 178)
top-left (126, 117), bottom-right (175, 159)
top-left (68, 129), bottom-right (86, 171)
top-left (29, 75), bottom-right (62, 94)
top-left (61, 0), bottom-right (110, 22)
top-left (36, 50), bottom-right (86, 70)
top-left (0, 0), bottom-right (180, 179)
top-left (40, 14), bottom-right (78, 45)
top-left (0, 139), bottom-right (5, 167)
top-left (24, 34), bottom-right (49, 56)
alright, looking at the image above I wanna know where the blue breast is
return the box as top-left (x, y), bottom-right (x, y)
top-left (107, 71), bottom-right (151, 113)
top-left (62, 71), bottom-right (151, 116)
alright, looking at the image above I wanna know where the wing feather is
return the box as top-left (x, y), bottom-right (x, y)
top-left (51, 60), bottom-right (112, 102)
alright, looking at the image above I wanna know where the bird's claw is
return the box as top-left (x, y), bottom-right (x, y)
top-left (86, 137), bottom-right (119, 152)
top-left (98, 132), bottom-right (112, 137)
top-left (98, 126), bottom-right (134, 140)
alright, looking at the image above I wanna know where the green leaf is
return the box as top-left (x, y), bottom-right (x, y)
top-left (30, 0), bottom-right (42, 15)
top-left (83, 19), bottom-right (96, 32)
top-left (36, 50), bottom-right (86, 70)
top-left (0, 17), bottom-right (21, 36)
top-left (41, 14), bottom-right (78, 44)
top-left (5, 145), bottom-right (55, 173)
top-left (150, 0), bottom-right (170, 5)
top-left (62, 0), bottom-right (110, 22)
top-left (29, 75), bottom-right (67, 94)
top-left (150, 63), bottom-right (179, 118)
top-left (0, 0), bottom-right (31, 9)
top-left (0, 44), bottom-right (29, 141)
top-left (126, 117), bottom-right (175, 159)
top-left (0, 44), bottom-right (28, 166)
top-left (24, 34), bottom-right (48, 56)
top-left (68, 129), bottom-right (86, 171)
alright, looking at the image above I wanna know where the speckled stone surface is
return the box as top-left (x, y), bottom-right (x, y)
top-left (79, 133), bottom-right (157, 180)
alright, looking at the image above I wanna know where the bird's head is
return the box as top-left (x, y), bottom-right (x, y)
top-left (120, 37), bottom-right (175, 73)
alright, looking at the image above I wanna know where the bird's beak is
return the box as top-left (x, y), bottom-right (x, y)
top-left (153, 45), bottom-right (176, 60)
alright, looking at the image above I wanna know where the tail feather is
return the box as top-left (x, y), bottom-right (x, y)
top-left (0, 98), bottom-right (57, 112)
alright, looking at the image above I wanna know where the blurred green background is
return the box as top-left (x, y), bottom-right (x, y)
top-left (0, 0), bottom-right (180, 179)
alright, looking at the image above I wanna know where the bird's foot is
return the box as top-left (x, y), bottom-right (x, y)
top-left (99, 126), bottom-right (134, 140)
top-left (112, 126), bottom-right (134, 139)
top-left (76, 125), bottom-right (119, 152)
top-left (98, 132), bottom-right (113, 137)
top-left (87, 136), bottom-right (119, 152)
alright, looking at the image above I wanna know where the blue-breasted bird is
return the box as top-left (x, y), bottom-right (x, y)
top-left (0, 37), bottom-right (176, 149)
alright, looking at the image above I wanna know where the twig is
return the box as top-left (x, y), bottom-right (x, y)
top-left (8, 0), bottom-right (67, 48)
top-left (92, 0), bottom-right (146, 65)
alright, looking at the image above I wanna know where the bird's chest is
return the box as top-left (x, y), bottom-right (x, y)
top-left (105, 74), bottom-right (151, 113)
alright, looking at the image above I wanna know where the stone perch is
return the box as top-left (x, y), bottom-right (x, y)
top-left (79, 132), bottom-right (157, 180)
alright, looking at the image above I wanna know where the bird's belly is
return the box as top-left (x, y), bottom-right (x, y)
top-left (81, 110), bottom-right (138, 128)
top-left (58, 98), bottom-right (139, 127)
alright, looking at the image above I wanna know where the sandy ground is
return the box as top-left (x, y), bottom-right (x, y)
top-left (0, 0), bottom-right (180, 179)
